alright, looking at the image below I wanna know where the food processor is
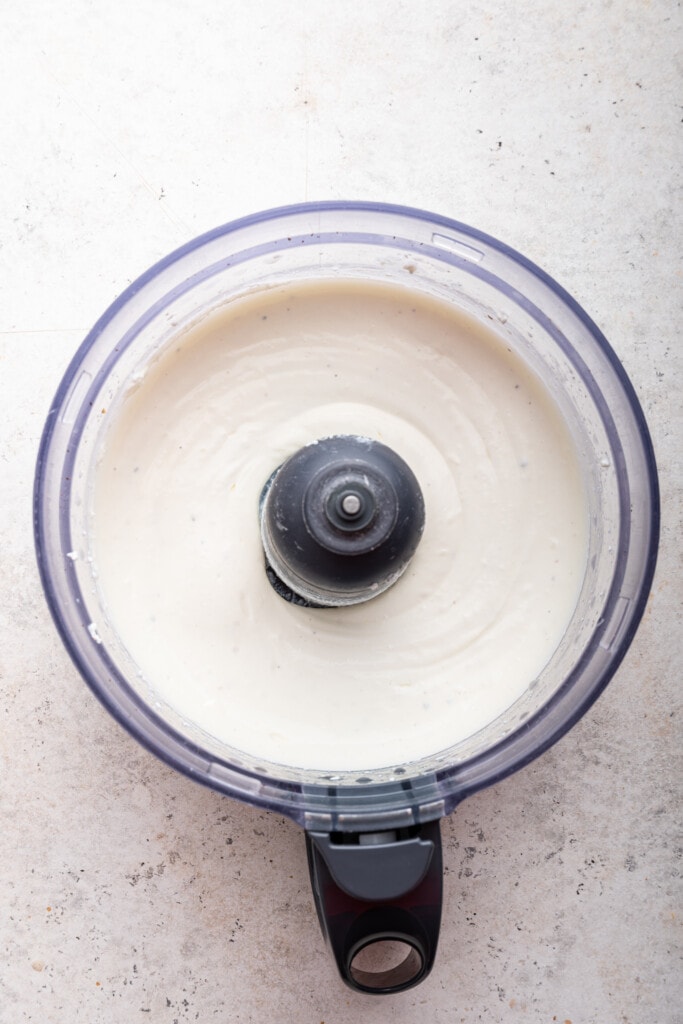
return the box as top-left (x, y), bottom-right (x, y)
top-left (33, 202), bottom-right (659, 994)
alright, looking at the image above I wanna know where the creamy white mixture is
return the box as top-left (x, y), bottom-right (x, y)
top-left (92, 280), bottom-right (587, 771)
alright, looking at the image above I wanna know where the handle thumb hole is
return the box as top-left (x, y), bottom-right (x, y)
top-left (349, 937), bottom-right (424, 992)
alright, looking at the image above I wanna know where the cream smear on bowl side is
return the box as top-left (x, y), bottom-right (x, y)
top-left (91, 279), bottom-right (588, 771)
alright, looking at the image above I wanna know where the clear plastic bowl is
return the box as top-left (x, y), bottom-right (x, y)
top-left (34, 203), bottom-right (659, 992)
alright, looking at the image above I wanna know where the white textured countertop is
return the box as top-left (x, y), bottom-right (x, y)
top-left (1, 2), bottom-right (680, 1021)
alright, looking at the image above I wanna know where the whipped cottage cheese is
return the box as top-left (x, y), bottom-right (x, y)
top-left (92, 279), bottom-right (587, 770)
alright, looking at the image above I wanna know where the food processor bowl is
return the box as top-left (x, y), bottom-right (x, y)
top-left (34, 203), bottom-right (659, 993)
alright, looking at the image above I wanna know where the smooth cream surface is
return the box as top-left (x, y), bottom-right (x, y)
top-left (92, 280), bottom-right (588, 770)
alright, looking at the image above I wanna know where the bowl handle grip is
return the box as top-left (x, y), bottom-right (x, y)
top-left (305, 820), bottom-right (442, 994)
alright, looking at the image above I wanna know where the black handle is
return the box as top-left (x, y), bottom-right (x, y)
top-left (306, 821), bottom-right (442, 994)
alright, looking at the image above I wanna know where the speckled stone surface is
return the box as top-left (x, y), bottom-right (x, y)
top-left (1, 2), bottom-right (680, 1021)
